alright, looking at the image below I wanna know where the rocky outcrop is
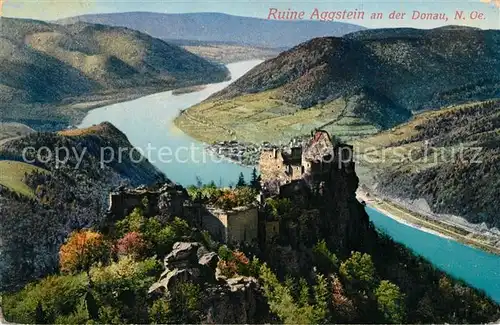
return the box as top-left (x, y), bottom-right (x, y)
top-left (148, 241), bottom-right (269, 323)
top-left (198, 252), bottom-right (219, 270)
top-left (203, 276), bottom-right (269, 324)
top-left (148, 242), bottom-right (218, 295)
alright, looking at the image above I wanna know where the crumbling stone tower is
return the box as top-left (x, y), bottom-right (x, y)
top-left (259, 130), bottom-right (354, 195)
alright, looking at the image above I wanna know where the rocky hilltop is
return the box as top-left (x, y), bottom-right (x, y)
top-left (0, 122), bottom-right (166, 291)
top-left (148, 241), bottom-right (268, 323)
top-left (175, 26), bottom-right (500, 144)
top-left (0, 17), bottom-right (229, 130)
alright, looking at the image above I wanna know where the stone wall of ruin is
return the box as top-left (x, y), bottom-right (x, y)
top-left (201, 208), bottom-right (229, 242)
top-left (108, 192), bottom-right (159, 219)
top-left (227, 208), bottom-right (259, 244)
top-left (259, 150), bottom-right (306, 195)
top-left (259, 150), bottom-right (286, 183)
top-left (265, 220), bottom-right (280, 243)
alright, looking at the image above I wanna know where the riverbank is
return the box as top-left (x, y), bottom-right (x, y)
top-left (357, 190), bottom-right (500, 255)
top-left (172, 85), bottom-right (207, 96)
top-left (206, 140), bottom-right (279, 166)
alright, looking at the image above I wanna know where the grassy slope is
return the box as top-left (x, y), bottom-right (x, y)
top-left (0, 123), bottom-right (35, 142)
top-left (175, 89), bottom-right (379, 144)
top-left (0, 161), bottom-right (48, 198)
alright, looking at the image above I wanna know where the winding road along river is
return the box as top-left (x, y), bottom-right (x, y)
top-left (79, 60), bottom-right (500, 304)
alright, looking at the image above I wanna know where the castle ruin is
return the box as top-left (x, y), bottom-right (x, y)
top-left (108, 183), bottom-right (258, 245)
top-left (107, 130), bottom-right (355, 246)
top-left (259, 130), bottom-right (354, 196)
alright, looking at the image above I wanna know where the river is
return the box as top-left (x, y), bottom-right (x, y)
top-left (79, 60), bottom-right (261, 187)
top-left (79, 60), bottom-right (500, 304)
top-left (367, 207), bottom-right (500, 303)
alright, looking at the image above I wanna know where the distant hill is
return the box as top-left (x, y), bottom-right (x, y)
top-left (354, 99), bottom-right (500, 229)
top-left (0, 122), bottom-right (168, 290)
top-left (175, 26), bottom-right (500, 144)
top-left (175, 42), bottom-right (279, 64)
top-left (56, 12), bottom-right (366, 49)
top-left (0, 123), bottom-right (35, 142)
top-left (0, 17), bottom-right (229, 130)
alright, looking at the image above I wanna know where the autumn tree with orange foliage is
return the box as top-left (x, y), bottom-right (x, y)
top-left (217, 246), bottom-right (261, 278)
top-left (59, 230), bottom-right (110, 274)
top-left (218, 250), bottom-right (250, 277)
top-left (216, 191), bottom-right (238, 209)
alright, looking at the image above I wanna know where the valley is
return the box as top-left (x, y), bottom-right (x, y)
top-left (172, 26), bottom-right (500, 252)
top-left (168, 40), bottom-right (280, 64)
top-left (357, 190), bottom-right (500, 255)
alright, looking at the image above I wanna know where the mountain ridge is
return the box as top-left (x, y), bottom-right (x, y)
top-left (0, 17), bottom-right (229, 130)
top-left (56, 11), bottom-right (366, 49)
top-left (175, 26), bottom-right (500, 144)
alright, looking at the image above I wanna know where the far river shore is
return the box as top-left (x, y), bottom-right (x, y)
top-left (356, 190), bottom-right (500, 255)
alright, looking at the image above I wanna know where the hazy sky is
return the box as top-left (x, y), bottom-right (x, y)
top-left (1, 0), bottom-right (499, 29)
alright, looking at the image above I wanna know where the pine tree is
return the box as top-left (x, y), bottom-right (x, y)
top-left (85, 290), bottom-right (99, 321)
top-left (236, 172), bottom-right (246, 187)
top-left (195, 176), bottom-right (203, 188)
top-left (35, 301), bottom-right (46, 324)
top-left (250, 167), bottom-right (261, 190)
